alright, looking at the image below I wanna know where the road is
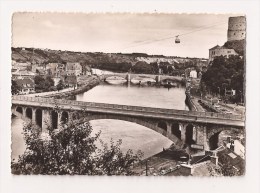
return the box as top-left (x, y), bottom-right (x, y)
top-left (24, 87), bottom-right (75, 97)
top-left (202, 97), bottom-right (245, 115)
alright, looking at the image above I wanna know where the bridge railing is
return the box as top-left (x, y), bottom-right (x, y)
top-left (12, 95), bottom-right (244, 121)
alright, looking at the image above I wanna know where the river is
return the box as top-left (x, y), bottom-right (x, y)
top-left (76, 83), bottom-right (187, 158)
top-left (12, 81), bottom-right (187, 160)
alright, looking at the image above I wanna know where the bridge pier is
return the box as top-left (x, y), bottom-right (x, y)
top-left (31, 108), bottom-right (36, 125)
top-left (42, 109), bottom-right (50, 133)
top-left (67, 112), bottom-right (73, 125)
top-left (57, 112), bottom-right (62, 130)
top-left (166, 122), bottom-right (171, 138)
top-left (195, 125), bottom-right (209, 151)
top-left (22, 107), bottom-right (26, 119)
top-left (181, 123), bottom-right (187, 141)
top-left (156, 75), bottom-right (161, 83)
top-left (192, 126), bottom-right (197, 142)
top-left (126, 73), bottom-right (131, 83)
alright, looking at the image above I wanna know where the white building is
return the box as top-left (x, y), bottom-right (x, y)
top-left (190, 70), bottom-right (197, 78)
top-left (12, 70), bottom-right (36, 80)
top-left (208, 45), bottom-right (238, 64)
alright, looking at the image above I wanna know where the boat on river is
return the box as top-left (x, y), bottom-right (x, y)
top-left (131, 77), bottom-right (156, 85)
top-left (162, 82), bottom-right (178, 88)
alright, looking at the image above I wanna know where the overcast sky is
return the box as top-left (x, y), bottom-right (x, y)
top-left (12, 12), bottom-right (241, 58)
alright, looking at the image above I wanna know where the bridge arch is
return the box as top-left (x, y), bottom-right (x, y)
top-left (185, 124), bottom-right (195, 145)
top-left (25, 107), bottom-right (32, 119)
top-left (75, 114), bottom-right (169, 139)
top-left (157, 121), bottom-right (167, 132)
top-left (171, 123), bottom-right (181, 139)
top-left (35, 109), bottom-right (42, 128)
top-left (16, 106), bottom-right (23, 114)
top-left (61, 111), bottom-right (69, 124)
top-left (208, 126), bottom-right (242, 150)
top-left (51, 110), bottom-right (58, 129)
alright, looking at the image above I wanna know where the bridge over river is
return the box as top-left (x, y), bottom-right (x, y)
top-left (99, 73), bottom-right (184, 84)
top-left (12, 95), bottom-right (245, 151)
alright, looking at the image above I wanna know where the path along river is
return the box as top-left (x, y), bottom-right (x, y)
top-left (12, 76), bottom-right (187, 160)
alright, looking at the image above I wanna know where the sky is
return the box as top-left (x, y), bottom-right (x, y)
top-left (12, 13), bottom-right (242, 58)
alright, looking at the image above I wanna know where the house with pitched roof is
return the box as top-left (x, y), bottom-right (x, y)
top-left (14, 78), bottom-right (35, 95)
top-left (209, 45), bottom-right (238, 64)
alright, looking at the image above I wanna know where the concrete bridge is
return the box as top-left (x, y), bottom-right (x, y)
top-left (99, 73), bottom-right (184, 83)
top-left (12, 95), bottom-right (245, 151)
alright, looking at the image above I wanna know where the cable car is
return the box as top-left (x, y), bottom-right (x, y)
top-left (175, 36), bottom-right (180, 44)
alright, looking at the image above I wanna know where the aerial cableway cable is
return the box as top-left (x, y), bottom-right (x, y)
top-left (123, 20), bottom-right (227, 49)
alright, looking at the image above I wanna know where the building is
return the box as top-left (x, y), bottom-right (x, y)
top-left (46, 63), bottom-right (59, 76)
top-left (190, 70), bottom-right (197, 78)
top-left (208, 45), bottom-right (238, 64)
top-left (227, 16), bottom-right (246, 41)
top-left (56, 63), bottom-right (66, 77)
top-left (14, 78), bottom-right (35, 95)
top-left (12, 70), bottom-right (36, 80)
top-left (65, 62), bottom-right (82, 76)
top-left (82, 65), bottom-right (92, 75)
top-left (12, 61), bottom-right (31, 71)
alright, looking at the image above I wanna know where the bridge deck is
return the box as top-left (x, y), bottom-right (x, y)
top-left (12, 96), bottom-right (245, 127)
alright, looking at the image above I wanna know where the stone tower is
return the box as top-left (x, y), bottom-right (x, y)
top-left (227, 16), bottom-right (246, 41)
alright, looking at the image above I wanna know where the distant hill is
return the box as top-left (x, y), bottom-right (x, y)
top-left (12, 47), bottom-right (208, 73)
top-left (224, 39), bottom-right (245, 56)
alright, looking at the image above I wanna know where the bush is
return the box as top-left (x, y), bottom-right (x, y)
top-left (11, 119), bottom-right (143, 175)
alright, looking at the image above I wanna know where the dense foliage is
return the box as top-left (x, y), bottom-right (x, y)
top-left (224, 40), bottom-right (245, 56)
top-left (218, 153), bottom-right (244, 176)
top-left (11, 80), bottom-right (21, 95)
top-left (56, 79), bottom-right (64, 91)
top-left (11, 120), bottom-right (143, 175)
top-left (34, 75), bottom-right (55, 92)
top-left (95, 62), bottom-right (132, 73)
top-left (132, 61), bottom-right (154, 74)
top-left (200, 55), bottom-right (244, 102)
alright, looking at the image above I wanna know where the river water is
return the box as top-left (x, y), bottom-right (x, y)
top-left (76, 83), bottom-right (187, 158)
top-left (12, 82), bottom-right (187, 160)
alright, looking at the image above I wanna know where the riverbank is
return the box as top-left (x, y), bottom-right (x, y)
top-left (25, 87), bottom-right (75, 97)
top-left (42, 75), bottom-right (100, 100)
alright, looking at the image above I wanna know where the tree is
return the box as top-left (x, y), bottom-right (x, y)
top-left (56, 79), bottom-right (64, 91)
top-left (11, 119), bottom-right (143, 175)
top-left (34, 75), bottom-right (55, 92)
top-left (34, 75), bottom-right (45, 85)
top-left (218, 154), bottom-right (240, 176)
top-left (200, 55), bottom-right (244, 102)
top-left (11, 80), bottom-right (21, 95)
top-left (132, 61), bottom-right (153, 74)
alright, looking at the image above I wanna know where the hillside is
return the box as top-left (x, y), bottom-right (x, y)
top-left (12, 47), bottom-right (208, 73)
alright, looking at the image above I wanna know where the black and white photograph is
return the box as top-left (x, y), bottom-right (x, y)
top-left (10, 12), bottom-right (246, 176)
top-left (1, 1), bottom-right (260, 193)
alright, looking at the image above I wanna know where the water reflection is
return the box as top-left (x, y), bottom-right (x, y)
top-left (77, 83), bottom-right (187, 110)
